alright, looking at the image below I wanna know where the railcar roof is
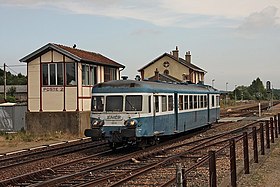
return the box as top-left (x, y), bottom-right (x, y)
top-left (92, 80), bottom-right (219, 94)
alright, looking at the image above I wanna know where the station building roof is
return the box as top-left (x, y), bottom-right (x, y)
top-left (138, 52), bottom-right (206, 74)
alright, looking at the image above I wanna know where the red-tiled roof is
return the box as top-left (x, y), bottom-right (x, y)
top-left (54, 44), bottom-right (125, 68)
top-left (20, 43), bottom-right (125, 68)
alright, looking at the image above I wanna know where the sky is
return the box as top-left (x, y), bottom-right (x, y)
top-left (0, 0), bottom-right (280, 91)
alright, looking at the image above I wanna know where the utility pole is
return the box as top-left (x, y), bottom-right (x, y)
top-left (4, 63), bottom-right (6, 101)
top-left (225, 82), bottom-right (228, 109)
top-left (272, 84), bottom-right (273, 108)
top-left (234, 85), bottom-right (237, 105)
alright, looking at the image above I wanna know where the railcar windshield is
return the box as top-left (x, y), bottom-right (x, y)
top-left (92, 96), bottom-right (104, 111)
top-left (106, 96), bottom-right (123, 112)
top-left (125, 95), bottom-right (142, 111)
top-left (93, 95), bottom-right (143, 112)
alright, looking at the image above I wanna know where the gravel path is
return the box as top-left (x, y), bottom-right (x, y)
top-left (237, 103), bottom-right (280, 187)
top-left (238, 139), bottom-right (280, 187)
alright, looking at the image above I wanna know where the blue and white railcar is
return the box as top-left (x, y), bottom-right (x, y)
top-left (84, 80), bottom-right (220, 148)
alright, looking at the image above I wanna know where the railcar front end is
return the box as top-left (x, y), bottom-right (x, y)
top-left (84, 93), bottom-right (155, 148)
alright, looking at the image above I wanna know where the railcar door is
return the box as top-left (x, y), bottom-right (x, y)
top-left (174, 92), bottom-right (179, 131)
top-left (215, 94), bottom-right (220, 121)
top-left (152, 94), bottom-right (159, 134)
top-left (207, 93), bottom-right (210, 124)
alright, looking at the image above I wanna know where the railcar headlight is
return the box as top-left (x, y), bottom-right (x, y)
top-left (91, 118), bottom-right (104, 128)
top-left (124, 119), bottom-right (138, 127)
top-left (130, 120), bottom-right (135, 126)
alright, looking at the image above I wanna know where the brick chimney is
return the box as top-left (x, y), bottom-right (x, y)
top-left (185, 51), bottom-right (191, 64)
top-left (155, 68), bottom-right (159, 81)
top-left (172, 46), bottom-right (179, 60)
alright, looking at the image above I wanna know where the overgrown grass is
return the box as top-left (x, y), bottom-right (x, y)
top-left (0, 130), bottom-right (76, 143)
top-left (220, 99), bottom-right (255, 109)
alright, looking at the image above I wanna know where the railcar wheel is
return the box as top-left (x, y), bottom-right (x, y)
top-left (149, 137), bottom-right (159, 146)
top-left (138, 139), bottom-right (148, 150)
top-left (109, 142), bottom-right (117, 151)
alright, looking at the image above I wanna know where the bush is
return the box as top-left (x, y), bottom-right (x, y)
top-left (6, 95), bottom-right (16, 103)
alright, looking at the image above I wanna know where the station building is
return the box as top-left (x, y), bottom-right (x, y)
top-left (138, 46), bottom-right (206, 83)
top-left (20, 43), bottom-right (125, 135)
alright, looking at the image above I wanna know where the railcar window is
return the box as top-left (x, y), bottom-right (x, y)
top-left (154, 96), bottom-right (159, 112)
top-left (106, 96), bottom-right (123, 111)
top-left (200, 95), bottom-right (204, 108)
top-left (179, 95), bottom-right (183, 110)
top-left (212, 95), bottom-right (215, 107)
top-left (189, 95), bottom-right (193, 109)
top-left (168, 96), bottom-right (173, 111)
top-left (204, 96), bottom-right (207, 108)
top-left (92, 96), bottom-right (104, 111)
top-left (194, 95), bottom-right (198, 109)
top-left (184, 95), bottom-right (188, 110)
top-left (125, 95), bottom-right (142, 111)
top-left (148, 96), bottom-right (151, 113)
top-left (216, 96), bottom-right (220, 106)
top-left (162, 96), bottom-right (167, 112)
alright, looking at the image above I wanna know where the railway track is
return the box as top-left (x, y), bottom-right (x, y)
top-left (220, 101), bottom-right (280, 117)
top-left (0, 138), bottom-right (91, 160)
top-left (0, 119), bottom-right (263, 187)
top-left (1, 103), bottom-right (278, 186)
top-left (0, 138), bottom-right (111, 181)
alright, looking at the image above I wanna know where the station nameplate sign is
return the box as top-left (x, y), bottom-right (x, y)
top-left (42, 87), bottom-right (64, 92)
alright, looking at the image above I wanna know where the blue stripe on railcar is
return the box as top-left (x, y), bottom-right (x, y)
top-left (99, 108), bottom-right (220, 139)
top-left (132, 108), bottom-right (219, 137)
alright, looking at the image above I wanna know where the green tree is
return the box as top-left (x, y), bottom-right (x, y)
top-left (230, 78), bottom-right (275, 101)
top-left (247, 77), bottom-right (266, 99)
top-left (0, 68), bottom-right (27, 85)
top-left (7, 86), bottom-right (16, 97)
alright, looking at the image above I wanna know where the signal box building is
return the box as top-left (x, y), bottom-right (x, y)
top-left (20, 43), bottom-right (125, 135)
top-left (138, 46), bottom-right (206, 83)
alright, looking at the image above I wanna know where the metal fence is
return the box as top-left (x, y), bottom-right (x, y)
top-left (0, 103), bottom-right (27, 132)
top-left (175, 114), bottom-right (280, 187)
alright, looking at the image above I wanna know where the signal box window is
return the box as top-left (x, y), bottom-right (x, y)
top-left (104, 67), bottom-right (117, 82)
top-left (66, 63), bottom-right (76, 85)
top-left (168, 96), bottom-right (173, 111)
top-left (42, 63), bottom-right (64, 86)
top-left (82, 64), bottom-right (97, 86)
top-left (125, 95), bottom-right (142, 111)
